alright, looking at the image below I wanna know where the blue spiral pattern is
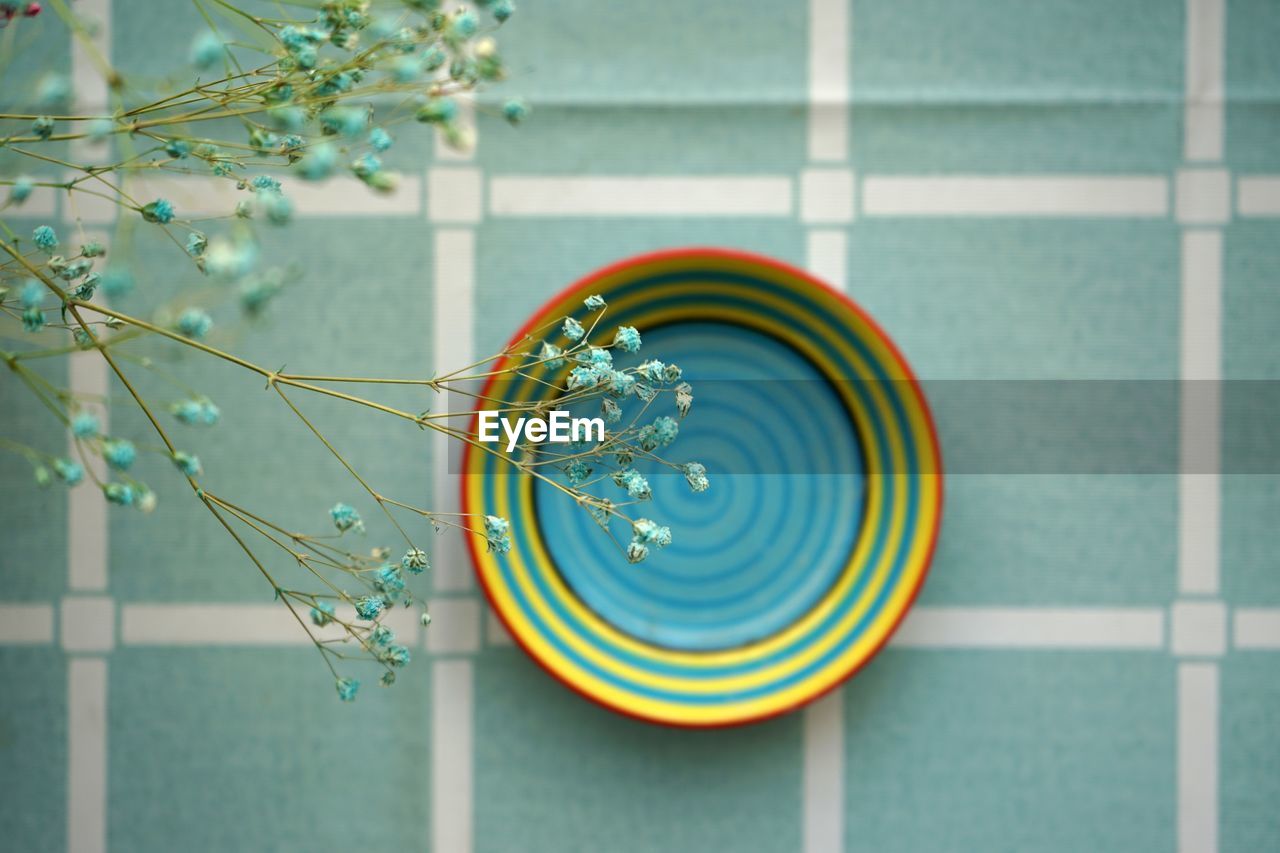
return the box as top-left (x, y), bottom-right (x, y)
top-left (534, 322), bottom-right (866, 651)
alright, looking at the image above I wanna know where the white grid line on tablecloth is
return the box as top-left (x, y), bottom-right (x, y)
top-left (1, 1), bottom-right (1262, 851)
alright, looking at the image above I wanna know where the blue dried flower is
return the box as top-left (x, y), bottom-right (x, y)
top-left (32, 225), bottom-right (58, 251)
top-left (354, 595), bottom-right (385, 621)
top-left (335, 677), bottom-right (359, 702)
top-left (10, 176), bottom-right (34, 204)
top-left (584, 294), bottom-right (605, 311)
top-left (612, 468), bottom-right (651, 500)
top-left (72, 412), bottom-right (100, 439)
top-left (683, 462), bottom-right (709, 492)
top-left (652, 416), bottom-right (678, 448)
top-left (373, 563), bottom-right (405, 596)
top-left (369, 127), bottom-right (392, 152)
top-left (20, 279), bottom-right (42, 309)
top-left (310, 601), bottom-right (336, 627)
top-left (186, 232), bottom-right (207, 257)
top-left (401, 547), bottom-right (429, 574)
top-left (451, 9), bottom-right (478, 37)
top-left (613, 326), bottom-right (641, 353)
top-left (32, 116), bottom-right (53, 139)
top-left (190, 32), bottom-right (223, 69)
top-left (502, 98), bottom-right (529, 125)
top-left (330, 502), bottom-right (363, 533)
top-left (103, 439), bottom-right (136, 471)
top-left (632, 518), bottom-right (672, 547)
top-left (177, 308), bottom-right (212, 339)
top-left (141, 199), bottom-right (175, 224)
top-left (606, 370), bottom-right (636, 397)
top-left (422, 45), bottom-right (447, 71)
top-left (53, 458), bottom-right (83, 486)
top-left (104, 482), bottom-right (135, 506)
top-left (250, 175), bottom-right (281, 193)
top-left (563, 317), bottom-right (585, 341)
top-left (172, 451), bottom-right (202, 477)
top-left (320, 106), bottom-right (367, 137)
top-left (86, 118), bottom-right (112, 142)
top-left (567, 366), bottom-right (600, 390)
top-left (565, 459), bottom-right (592, 485)
top-left (492, 0), bottom-right (515, 22)
top-left (626, 542), bottom-right (649, 563)
top-left (165, 139), bottom-right (190, 158)
top-left (415, 98), bottom-right (458, 124)
top-left (22, 306), bottom-right (44, 332)
top-left (172, 397), bottom-right (220, 426)
top-left (638, 360), bottom-right (665, 383)
top-left (601, 398), bottom-right (622, 424)
top-left (484, 515), bottom-right (511, 553)
top-left (371, 624), bottom-right (395, 646)
top-left (300, 142), bottom-right (338, 180)
top-left (539, 342), bottom-right (565, 370)
top-left (382, 644), bottom-right (411, 667)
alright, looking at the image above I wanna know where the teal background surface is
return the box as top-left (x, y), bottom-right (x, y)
top-left (1, 1), bottom-right (1278, 851)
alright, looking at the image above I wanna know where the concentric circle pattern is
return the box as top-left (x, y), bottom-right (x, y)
top-left (462, 249), bottom-right (943, 728)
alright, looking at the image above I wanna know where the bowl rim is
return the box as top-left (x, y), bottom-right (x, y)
top-left (461, 246), bottom-right (945, 729)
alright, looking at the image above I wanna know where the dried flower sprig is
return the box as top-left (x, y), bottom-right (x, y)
top-left (1, 0), bottom-right (702, 700)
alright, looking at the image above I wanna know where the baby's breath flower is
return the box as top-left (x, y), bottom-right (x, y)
top-left (32, 225), bottom-right (57, 252)
top-left (330, 502), bottom-right (364, 533)
top-left (611, 468), bottom-right (651, 500)
top-left (310, 601), bottom-right (336, 627)
top-left (539, 341), bottom-right (565, 370)
top-left (171, 397), bottom-right (220, 426)
top-left (72, 411), bottom-right (100, 439)
top-left (136, 488), bottom-right (157, 513)
top-left (186, 232), bottom-right (207, 257)
top-left (373, 563), bottom-right (405, 597)
top-left (176, 308), bottom-right (212, 339)
top-left (369, 127), bottom-right (392, 152)
top-left (502, 98), bottom-right (529, 125)
top-left (20, 279), bottom-right (42, 309)
top-left (371, 624), bottom-right (395, 646)
top-left (601, 397), bottom-right (622, 424)
top-left (565, 459), bottom-right (592, 485)
top-left (103, 439), bottom-right (136, 471)
top-left (172, 451), bottom-right (202, 477)
top-left (141, 199), bottom-right (175, 224)
top-left (381, 644), bottom-right (411, 667)
top-left (22, 305), bottom-right (44, 332)
top-left (484, 515), bottom-right (511, 553)
top-left (9, 176), bottom-right (34, 204)
top-left (336, 677), bottom-right (360, 702)
top-left (353, 595), bottom-right (385, 621)
top-left (36, 72), bottom-right (69, 106)
top-left (613, 326), bottom-right (641, 353)
top-left (190, 31), bottom-right (223, 69)
top-left (53, 458), bottom-right (83, 486)
top-left (81, 240), bottom-right (105, 258)
top-left (637, 359), bottom-right (665, 383)
top-left (401, 547), bottom-right (429, 574)
top-left (584, 294), bottom-right (605, 311)
top-left (320, 106), bottom-right (368, 137)
top-left (421, 611), bottom-right (432, 627)
top-left (632, 518), bottom-right (672, 547)
top-left (451, 9), bottom-right (478, 38)
top-left (250, 175), bottom-right (281, 193)
top-left (260, 191), bottom-right (292, 225)
top-left (422, 45), bottom-right (447, 71)
top-left (682, 462), bottom-right (709, 493)
top-left (567, 365), bottom-right (600, 390)
top-left (493, 0), bottom-right (515, 22)
top-left (299, 143), bottom-right (338, 180)
top-left (651, 416), bottom-right (679, 448)
top-left (606, 370), bottom-right (636, 397)
top-left (415, 98), bottom-right (458, 124)
top-left (626, 542), bottom-right (649, 563)
top-left (164, 139), bottom-right (190, 158)
top-left (73, 273), bottom-right (99, 300)
top-left (562, 317), bottom-right (585, 341)
top-left (675, 382), bottom-right (693, 417)
top-left (31, 116), bottom-right (53, 140)
top-left (104, 482), bottom-right (135, 506)
top-left (664, 363), bottom-right (683, 383)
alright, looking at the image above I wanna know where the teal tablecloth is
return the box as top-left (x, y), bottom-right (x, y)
top-left (2, 1), bottom-right (1278, 851)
